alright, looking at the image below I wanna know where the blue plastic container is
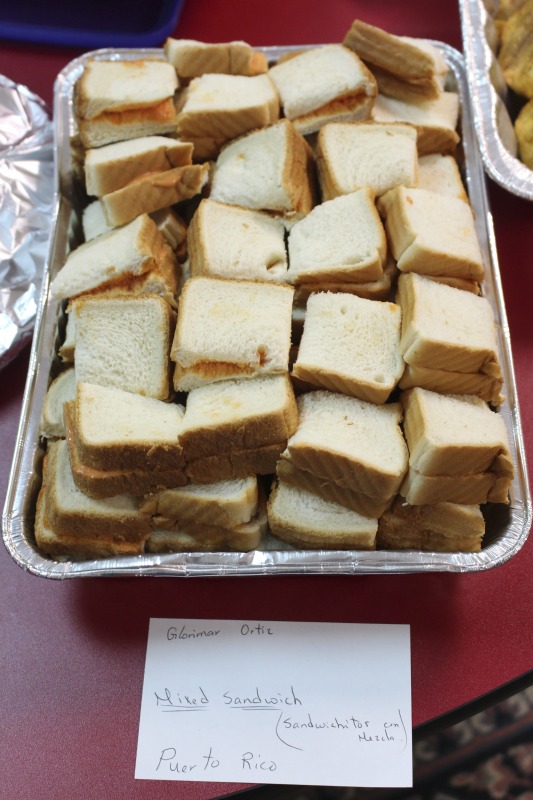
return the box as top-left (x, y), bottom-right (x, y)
top-left (0, 0), bottom-right (185, 48)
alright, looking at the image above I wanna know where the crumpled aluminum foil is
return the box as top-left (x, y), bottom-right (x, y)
top-left (0, 75), bottom-right (54, 369)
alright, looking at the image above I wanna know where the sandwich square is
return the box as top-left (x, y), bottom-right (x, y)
top-left (176, 73), bottom-right (279, 158)
top-left (397, 272), bottom-right (501, 376)
top-left (267, 480), bottom-right (378, 550)
top-left (378, 186), bottom-right (485, 281)
top-left (188, 199), bottom-right (288, 282)
top-left (75, 59), bottom-right (179, 148)
top-left (316, 121), bottom-right (418, 199)
top-left (401, 387), bottom-right (514, 477)
top-left (284, 390), bottom-right (409, 498)
top-left (292, 292), bottom-right (404, 404)
top-left (209, 119), bottom-right (316, 215)
top-left (72, 294), bottom-right (175, 400)
top-left (171, 277), bottom-right (294, 392)
top-left (268, 44), bottom-right (377, 134)
top-left (287, 189), bottom-right (386, 284)
top-left (76, 59), bottom-right (178, 120)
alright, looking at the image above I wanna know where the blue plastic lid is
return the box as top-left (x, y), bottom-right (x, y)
top-left (0, 0), bottom-right (185, 48)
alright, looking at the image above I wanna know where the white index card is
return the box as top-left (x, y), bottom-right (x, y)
top-left (135, 619), bottom-right (412, 788)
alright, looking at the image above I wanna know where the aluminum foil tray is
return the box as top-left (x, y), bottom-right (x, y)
top-left (459, 0), bottom-right (533, 200)
top-left (2, 44), bottom-right (531, 578)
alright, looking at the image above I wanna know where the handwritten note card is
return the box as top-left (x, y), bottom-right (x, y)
top-left (135, 619), bottom-right (412, 788)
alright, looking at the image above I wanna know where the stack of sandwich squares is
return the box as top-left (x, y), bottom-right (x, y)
top-left (142, 476), bottom-right (267, 552)
top-left (36, 373), bottom-right (299, 558)
top-left (396, 273), bottom-right (503, 404)
top-left (343, 19), bottom-right (459, 154)
top-left (75, 59), bottom-right (179, 149)
top-left (399, 387), bottom-right (514, 506)
top-left (343, 19), bottom-right (449, 102)
top-left (50, 214), bottom-right (180, 303)
top-left (267, 481), bottom-right (378, 551)
top-left (276, 391), bottom-right (409, 521)
top-left (35, 440), bottom-right (152, 560)
top-left (170, 275), bottom-right (294, 392)
top-left (377, 496), bottom-right (486, 553)
top-left (83, 134), bottom-right (208, 228)
top-left (36, 20), bottom-right (518, 561)
top-left (63, 373), bottom-right (298, 499)
top-left (63, 382), bottom-right (187, 499)
top-left (178, 374), bottom-right (298, 484)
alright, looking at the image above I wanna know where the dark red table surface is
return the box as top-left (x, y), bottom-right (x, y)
top-left (1, 2), bottom-right (532, 798)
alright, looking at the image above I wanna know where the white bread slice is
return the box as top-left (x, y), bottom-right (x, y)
top-left (58, 245), bottom-right (179, 315)
top-left (73, 294), bottom-right (175, 400)
top-left (343, 20), bottom-right (448, 84)
top-left (150, 208), bottom-right (187, 252)
top-left (276, 458), bottom-right (393, 518)
top-left (315, 121), bottom-right (418, 200)
top-left (268, 45), bottom-right (377, 135)
top-left (210, 119), bottom-right (317, 216)
top-left (146, 500), bottom-right (268, 552)
top-left (177, 73), bottom-right (279, 159)
top-left (185, 441), bottom-right (285, 484)
top-left (378, 187), bottom-right (485, 281)
top-left (417, 154), bottom-right (468, 202)
top-left (267, 480), bottom-right (377, 550)
top-left (179, 374), bottom-right (298, 459)
top-left (400, 467), bottom-right (512, 505)
top-left (59, 309), bottom-right (76, 363)
top-left (78, 99), bottom-right (178, 149)
top-left (71, 381), bottom-right (184, 471)
top-left (100, 164), bottom-right (209, 228)
top-left (141, 475), bottom-right (258, 528)
top-left (292, 256), bottom-right (397, 306)
top-left (51, 214), bottom-right (165, 301)
top-left (164, 38), bottom-right (268, 78)
top-left (292, 292), bottom-right (403, 404)
top-left (85, 137), bottom-right (193, 197)
top-left (35, 486), bottom-right (144, 560)
top-left (65, 410), bottom-right (187, 499)
top-left (76, 59), bottom-right (179, 119)
top-left (397, 273), bottom-right (501, 376)
top-left (371, 92), bottom-right (460, 154)
top-left (427, 275), bottom-right (481, 294)
top-left (284, 390), bottom-right (408, 498)
top-left (401, 387), bottom-right (514, 478)
top-left (188, 199), bottom-right (288, 282)
top-left (83, 202), bottom-right (187, 254)
top-left (40, 369), bottom-right (76, 439)
top-left (82, 201), bottom-right (113, 241)
top-left (287, 189), bottom-right (386, 284)
top-left (171, 277), bottom-right (294, 392)
top-left (44, 440), bottom-right (151, 541)
top-left (367, 66), bottom-right (445, 104)
top-left (377, 495), bottom-right (485, 552)
top-left (399, 363), bottom-right (504, 406)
